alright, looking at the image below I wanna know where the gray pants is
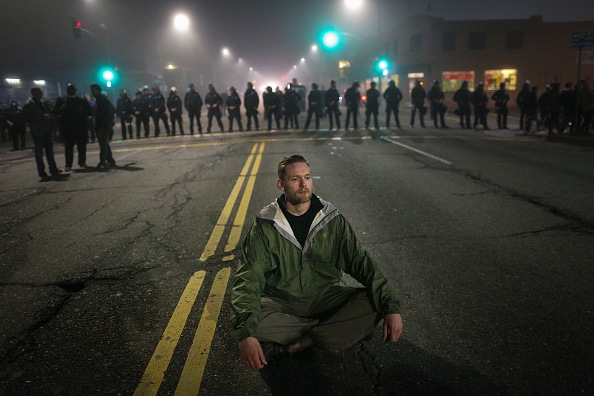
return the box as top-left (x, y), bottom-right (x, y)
top-left (255, 286), bottom-right (378, 351)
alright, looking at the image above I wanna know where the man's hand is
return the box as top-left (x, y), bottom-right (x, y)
top-left (383, 313), bottom-right (403, 343)
top-left (239, 336), bottom-right (267, 371)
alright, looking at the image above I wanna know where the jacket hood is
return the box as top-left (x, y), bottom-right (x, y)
top-left (256, 194), bottom-right (340, 252)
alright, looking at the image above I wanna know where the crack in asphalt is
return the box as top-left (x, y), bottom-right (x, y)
top-left (357, 342), bottom-right (383, 395)
top-left (0, 262), bottom-right (160, 365)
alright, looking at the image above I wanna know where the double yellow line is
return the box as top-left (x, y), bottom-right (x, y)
top-left (134, 142), bottom-right (266, 396)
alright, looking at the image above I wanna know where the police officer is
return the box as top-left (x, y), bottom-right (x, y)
top-left (284, 84), bottom-right (301, 129)
top-left (53, 84), bottom-right (93, 170)
top-left (116, 89), bottom-right (134, 140)
top-left (491, 82), bottom-right (510, 129)
top-left (263, 86), bottom-right (281, 130)
top-left (226, 86), bottom-right (243, 132)
top-left (365, 81), bottom-right (380, 129)
top-left (5, 101), bottom-right (27, 151)
top-left (410, 79), bottom-right (426, 128)
top-left (345, 81), bottom-right (361, 129)
top-left (167, 87), bottom-right (184, 136)
top-left (133, 89), bottom-right (149, 138)
top-left (184, 83), bottom-right (203, 134)
top-left (427, 80), bottom-right (448, 128)
top-left (151, 86), bottom-right (170, 137)
top-left (453, 81), bottom-right (472, 129)
top-left (304, 83), bottom-right (323, 130)
top-left (244, 81), bottom-right (260, 131)
top-left (204, 84), bottom-right (224, 133)
top-left (472, 82), bottom-right (489, 130)
top-left (325, 80), bottom-right (341, 130)
top-left (383, 79), bottom-right (403, 128)
top-left (516, 81), bottom-right (531, 131)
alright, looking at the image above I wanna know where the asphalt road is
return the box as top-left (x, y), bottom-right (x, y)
top-left (0, 110), bottom-right (593, 395)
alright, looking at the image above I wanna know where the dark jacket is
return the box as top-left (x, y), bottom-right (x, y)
top-left (167, 95), bottom-right (183, 114)
top-left (23, 97), bottom-right (54, 135)
top-left (383, 86), bottom-right (403, 107)
top-left (184, 90), bottom-right (203, 112)
top-left (244, 88), bottom-right (260, 109)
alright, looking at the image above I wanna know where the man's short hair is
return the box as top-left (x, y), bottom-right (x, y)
top-left (31, 87), bottom-right (42, 95)
top-left (90, 84), bottom-right (101, 92)
top-left (278, 155), bottom-right (309, 180)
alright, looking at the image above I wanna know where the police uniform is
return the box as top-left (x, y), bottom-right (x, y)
top-left (383, 80), bottom-right (403, 128)
top-left (151, 87), bottom-right (171, 137)
top-left (345, 82), bottom-right (361, 129)
top-left (167, 88), bottom-right (184, 136)
top-left (304, 83), bottom-right (323, 130)
top-left (244, 82), bottom-right (260, 131)
top-left (226, 87), bottom-right (243, 132)
top-left (325, 82), bottom-right (341, 130)
top-left (204, 85), bottom-right (224, 133)
top-left (184, 83), bottom-right (203, 134)
top-left (365, 82), bottom-right (380, 129)
top-left (133, 89), bottom-right (150, 138)
top-left (116, 90), bottom-right (134, 139)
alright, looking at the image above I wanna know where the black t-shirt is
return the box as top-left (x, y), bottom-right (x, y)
top-left (278, 194), bottom-right (323, 248)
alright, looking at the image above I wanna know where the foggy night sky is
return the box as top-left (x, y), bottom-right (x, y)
top-left (1, 0), bottom-right (593, 83)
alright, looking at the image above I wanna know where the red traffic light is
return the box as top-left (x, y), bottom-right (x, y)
top-left (74, 21), bottom-right (82, 29)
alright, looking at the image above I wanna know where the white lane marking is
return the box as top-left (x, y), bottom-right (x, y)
top-left (115, 150), bottom-right (140, 161)
top-left (383, 137), bottom-right (453, 165)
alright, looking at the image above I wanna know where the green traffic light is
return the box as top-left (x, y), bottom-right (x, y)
top-left (375, 57), bottom-right (390, 73)
top-left (318, 27), bottom-right (342, 51)
top-left (96, 65), bottom-right (119, 87)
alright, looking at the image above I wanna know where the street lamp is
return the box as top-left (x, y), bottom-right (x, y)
top-left (173, 14), bottom-right (190, 31)
top-left (345, 0), bottom-right (363, 10)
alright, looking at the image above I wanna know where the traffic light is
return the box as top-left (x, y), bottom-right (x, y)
top-left (73, 20), bottom-right (82, 39)
top-left (318, 27), bottom-right (342, 51)
top-left (97, 65), bottom-right (119, 88)
top-left (375, 57), bottom-right (390, 74)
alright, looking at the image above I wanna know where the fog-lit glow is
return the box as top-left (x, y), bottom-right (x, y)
top-left (311, 45), bottom-right (318, 52)
top-left (300, 58), bottom-right (305, 63)
top-left (173, 14), bottom-right (190, 31)
top-left (222, 48), bottom-right (230, 56)
top-left (33, 80), bottom-right (46, 86)
top-left (345, 0), bottom-right (363, 10)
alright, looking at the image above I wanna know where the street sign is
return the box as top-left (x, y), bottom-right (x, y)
top-left (572, 31), bottom-right (594, 48)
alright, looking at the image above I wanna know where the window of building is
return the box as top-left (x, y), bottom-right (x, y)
top-left (484, 69), bottom-right (518, 91)
top-left (468, 32), bottom-right (486, 50)
top-left (441, 71), bottom-right (475, 92)
top-left (409, 34), bottom-right (421, 53)
top-left (443, 32), bottom-right (456, 51)
top-left (505, 31), bottom-right (524, 49)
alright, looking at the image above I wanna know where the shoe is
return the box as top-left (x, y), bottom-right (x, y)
top-left (50, 169), bottom-right (62, 175)
top-left (79, 164), bottom-right (87, 168)
top-left (96, 162), bottom-right (106, 169)
top-left (108, 161), bottom-right (117, 168)
top-left (65, 166), bottom-right (72, 171)
top-left (261, 342), bottom-right (290, 361)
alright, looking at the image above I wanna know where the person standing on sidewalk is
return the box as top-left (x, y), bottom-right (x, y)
top-left (91, 84), bottom-right (116, 169)
top-left (22, 87), bottom-right (61, 180)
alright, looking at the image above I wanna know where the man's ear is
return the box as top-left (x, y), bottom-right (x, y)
top-left (276, 179), bottom-right (284, 192)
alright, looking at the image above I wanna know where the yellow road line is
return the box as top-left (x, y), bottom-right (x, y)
top-left (199, 143), bottom-right (259, 262)
top-left (223, 142), bottom-right (265, 261)
top-left (134, 271), bottom-right (206, 396)
top-left (174, 267), bottom-right (231, 396)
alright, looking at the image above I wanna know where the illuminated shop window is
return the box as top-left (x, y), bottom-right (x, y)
top-left (484, 69), bottom-right (517, 91)
top-left (441, 71), bottom-right (475, 92)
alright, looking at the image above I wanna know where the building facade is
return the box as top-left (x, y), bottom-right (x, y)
top-left (381, 15), bottom-right (594, 106)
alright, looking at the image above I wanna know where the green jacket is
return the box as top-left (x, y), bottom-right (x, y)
top-left (230, 195), bottom-right (401, 342)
